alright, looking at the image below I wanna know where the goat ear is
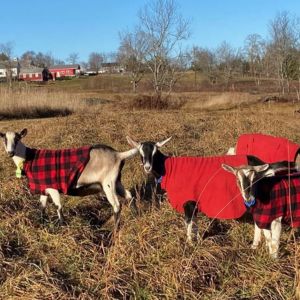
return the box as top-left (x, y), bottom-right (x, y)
top-left (126, 136), bottom-right (140, 149)
top-left (156, 136), bottom-right (172, 148)
top-left (222, 163), bottom-right (237, 174)
top-left (253, 164), bottom-right (269, 173)
top-left (19, 128), bottom-right (27, 138)
top-left (0, 132), bottom-right (4, 138)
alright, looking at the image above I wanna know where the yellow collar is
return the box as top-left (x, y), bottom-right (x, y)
top-left (16, 161), bottom-right (24, 178)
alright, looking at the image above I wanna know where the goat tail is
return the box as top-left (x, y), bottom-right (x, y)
top-left (118, 148), bottom-right (138, 160)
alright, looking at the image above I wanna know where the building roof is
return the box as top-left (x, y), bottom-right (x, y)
top-left (19, 67), bottom-right (44, 74)
top-left (49, 64), bottom-right (80, 69)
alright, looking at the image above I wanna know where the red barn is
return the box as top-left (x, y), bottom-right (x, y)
top-left (19, 67), bottom-right (44, 81)
top-left (49, 64), bottom-right (81, 79)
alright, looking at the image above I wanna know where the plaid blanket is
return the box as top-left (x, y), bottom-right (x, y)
top-left (23, 146), bottom-right (91, 195)
top-left (236, 133), bottom-right (300, 163)
top-left (250, 173), bottom-right (300, 229)
top-left (161, 155), bottom-right (248, 219)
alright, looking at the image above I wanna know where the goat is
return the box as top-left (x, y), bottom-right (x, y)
top-left (222, 163), bottom-right (299, 258)
top-left (126, 136), bottom-right (294, 246)
top-left (0, 129), bottom-right (138, 229)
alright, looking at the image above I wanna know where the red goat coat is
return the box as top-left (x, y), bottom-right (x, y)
top-left (160, 155), bottom-right (248, 218)
top-left (23, 146), bottom-right (91, 195)
top-left (250, 173), bottom-right (300, 229)
top-left (236, 133), bottom-right (300, 163)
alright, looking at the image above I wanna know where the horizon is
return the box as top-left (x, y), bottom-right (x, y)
top-left (1, 0), bottom-right (299, 62)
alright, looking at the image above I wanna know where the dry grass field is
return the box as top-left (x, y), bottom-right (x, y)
top-left (1, 75), bottom-right (300, 299)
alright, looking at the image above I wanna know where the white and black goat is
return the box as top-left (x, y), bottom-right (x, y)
top-left (127, 136), bottom-right (295, 251)
top-left (222, 163), bottom-right (299, 258)
top-left (0, 129), bottom-right (138, 229)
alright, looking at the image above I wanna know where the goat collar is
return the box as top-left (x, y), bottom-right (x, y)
top-left (155, 176), bottom-right (163, 184)
top-left (16, 161), bottom-right (24, 178)
top-left (13, 144), bottom-right (35, 178)
top-left (244, 198), bottom-right (256, 207)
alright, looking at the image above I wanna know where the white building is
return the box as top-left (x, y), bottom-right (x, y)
top-left (0, 61), bottom-right (20, 79)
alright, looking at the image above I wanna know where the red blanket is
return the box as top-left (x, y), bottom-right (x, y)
top-left (251, 173), bottom-right (300, 229)
top-left (23, 146), bottom-right (91, 195)
top-left (160, 155), bottom-right (248, 218)
top-left (236, 133), bottom-right (300, 163)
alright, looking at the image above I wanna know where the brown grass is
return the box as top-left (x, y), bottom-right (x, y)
top-left (1, 78), bottom-right (300, 299)
top-left (0, 87), bottom-right (84, 120)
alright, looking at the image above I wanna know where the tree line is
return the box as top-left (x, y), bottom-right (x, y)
top-left (118, 2), bottom-right (300, 96)
top-left (1, 0), bottom-right (299, 96)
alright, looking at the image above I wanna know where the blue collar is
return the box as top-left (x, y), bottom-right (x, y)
top-left (155, 176), bottom-right (163, 184)
top-left (244, 198), bottom-right (256, 207)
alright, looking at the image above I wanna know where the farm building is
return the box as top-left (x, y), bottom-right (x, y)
top-left (19, 67), bottom-right (53, 82)
top-left (49, 64), bottom-right (81, 79)
top-left (99, 62), bottom-right (124, 74)
top-left (0, 61), bottom-right (20, 80)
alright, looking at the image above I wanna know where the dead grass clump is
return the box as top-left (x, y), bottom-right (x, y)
top-left (128, 94), bottom-right (187, 110)
top-left (83, 97), bottom-right (111, 106)
top-left (0, 87), bottom-right (87, 119)
top-left (0, 106), bottom-right (72, 120)
top-left (260, 95), bottom-right (298, 103)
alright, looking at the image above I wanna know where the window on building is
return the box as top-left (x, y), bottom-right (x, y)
top-left (29, 73), bottom-right (32, 78)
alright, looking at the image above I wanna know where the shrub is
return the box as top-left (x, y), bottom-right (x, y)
top-left (128, 94), bottom-right (186, 110)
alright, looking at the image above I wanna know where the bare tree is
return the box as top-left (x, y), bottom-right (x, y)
top-left (165, 50), bottom-right (190, 93)
top-left (88, 52), bottom-right (104, 73)
top-left (268, 11), bottom-right (300, 94)
top-left (20, 51), bottom-right (36, 66)
top-left (191, 46), bottom-right (217, 86)
top-left (137, 0), bottom-right (190, 96)
top-left (34, 52), bottom-right (54, 67)
top-left (215, 41), bottom-right (237, 88)
top-left (20, 51), bottom-right (60, 67)
top-left (244, 34), bottom-right (265, 85)
top-left (67, 52), bottom-right (79, 64)
top-left (0, 42), bottom-right (15, 89)
top-left (285, 50), bottom-right (300, 100)
top-left (118, 29), bottom-right (147, 92)
top-left (54, 59), bottom-right (65, 65)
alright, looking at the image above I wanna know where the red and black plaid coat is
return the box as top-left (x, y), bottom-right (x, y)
top-left (23, 146), bottom-right (91, 195)
top-left (250, 173), bottom-right (300, 229)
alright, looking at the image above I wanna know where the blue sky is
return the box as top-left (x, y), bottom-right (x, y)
top-left (1, 0), bottom-right (299, 62)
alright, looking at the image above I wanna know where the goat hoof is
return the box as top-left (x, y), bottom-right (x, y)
top-left (251, 244), bottom-right (258, 250)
